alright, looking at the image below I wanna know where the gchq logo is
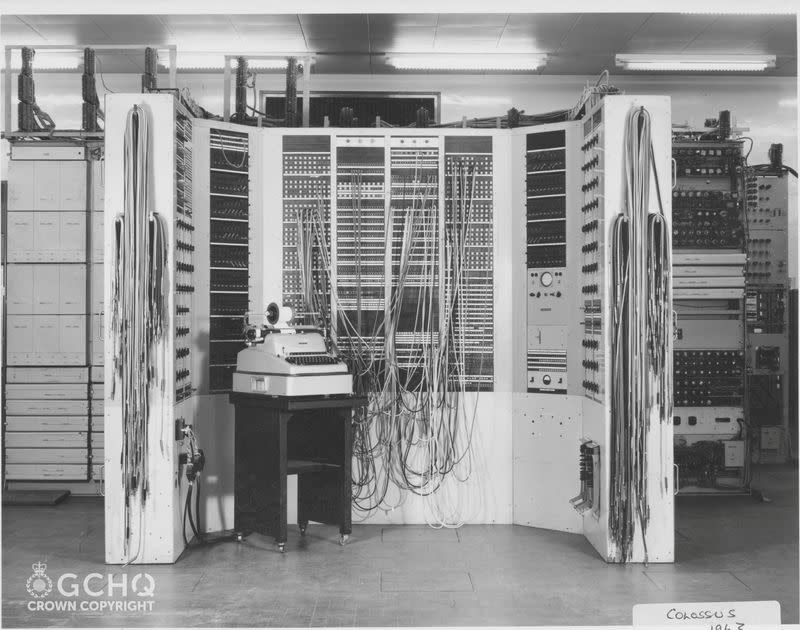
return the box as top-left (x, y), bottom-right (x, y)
top-left (25, 561), bottom-right (156, 613)
top-left (26, 562), bottom-right (53, 599)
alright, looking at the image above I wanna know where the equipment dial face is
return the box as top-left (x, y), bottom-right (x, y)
top-left (540, 271), bottom-right (554, 287)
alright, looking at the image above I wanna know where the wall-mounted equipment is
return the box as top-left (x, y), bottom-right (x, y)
top-left (671, 131), bottom-right (749, 494)
top-left (103, 94), bottom-right (198, 564)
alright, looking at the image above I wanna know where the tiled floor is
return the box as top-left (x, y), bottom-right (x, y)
top-left (2, 465), bottom-right (797, 627)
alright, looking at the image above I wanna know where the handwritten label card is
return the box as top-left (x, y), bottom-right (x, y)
top-left (633, 601), bottom-right (781, 629)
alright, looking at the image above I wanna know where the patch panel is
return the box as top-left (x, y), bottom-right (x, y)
top-left (281, 136), bottom-right (331, 324)
top-left (388, 138), bottom-right (440, 381)
top-left (336, 139), bottom-right (386, 352)
top-left (580, 115), bottom-right (605, 402)
top-left (444, 136), bottom-right (494, 390)
top-left (207, 128), bottom-right (251, 393)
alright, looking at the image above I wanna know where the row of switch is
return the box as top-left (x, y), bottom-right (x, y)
top-left (581, 199), bottom-right (599, 213)
top-left (580, 156), bottom-right (599, 172)
top-left (580, 135), bottom-right (599, 152)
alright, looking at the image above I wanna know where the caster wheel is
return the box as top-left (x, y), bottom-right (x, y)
top-left (339, 534), bottom-right (350, 546)
top-left (235, 533), bottom-right (243, 543)
top-left (277, 543), bottom-right (286, 553)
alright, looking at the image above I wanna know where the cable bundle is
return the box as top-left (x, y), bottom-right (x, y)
top-left (17, 47), bottom-right (56, 132)
top-left (295, 156), bottom-right (480, 526)
top-left (609, 106), bottom-right (671, 563)
top-left (110, 104), bottom-right (170, 561)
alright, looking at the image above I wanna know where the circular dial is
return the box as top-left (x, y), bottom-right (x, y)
top-left (540, 271), bottom-right (554, 287)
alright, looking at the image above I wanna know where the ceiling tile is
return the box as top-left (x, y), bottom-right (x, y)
top-left (371, 27), bottom-right (436, 52)
top-left (299, 14), bottom-right (368, 29)
top-left (15, 14), bottom-right (99, 25)
top-left (435, 25), bottom-right (505, 38)
top-left (501, 15), bottom-right (580, 51)
top-left (158, 15), bottom-right (233, 26)
top-left (628, 14), bottom-right (716, 42)
top-left (26, 24), bottom-right (113, 45)
top-left (305, 38), bottom-right (370, 54)
top-left (620, 39), bottom-right (700, 54)
top-left (90, 16), bottom-right (171, 44)
top-left (233, 24), bottom-right (305, 39)
top-left (368, 14), bottom-right (438, 28)
top-left (556, 14), bottom-right (650, 53)
top-left (436, 14), bottom-right (509, 28)
top-left (373, 33), bottom-right (436, 52)
top-left (0, 23), bottom-right (48, 44)
top-left (227, 14), bottom-right (300, 26)
top-left (495, 35), bottom-right (546, 53)
top-left (681, 15), bottom-right (782, 52)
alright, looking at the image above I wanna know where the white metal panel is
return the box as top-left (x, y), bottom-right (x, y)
top-left (33, 264), bottom-right (61, 314)
top-left (6, 265), bottom-right (34, 314)
top-left (6, 399), bottom-right (89, 416)
top-left (33, 214), bottom-right (61, 258)
top-left (60, 264), bottom-right (87, 313)
top-left (6, 213), bottom-right (35, 260)
top-left (60, 161), bottom-right (88, 210)
top-left (7, 161), bottom-right (35, 209)
top-left (512, 393), bottom-right (582, 532)
top-left (5, 464), bottom-right (88, 481)
top-left (6, 367), bottom-right (88, 383)
top-left (10, 145), bottom-right (85, 160)
top-left (6, 316), bottom-right (35, 364)
top-left (32, 316), bottom-right (59, 357)
top-left (6, 416), bottom-right (89, 431)
top-left (5, 384), bottom-right (87, 400)
top-left (34, 161), bottom-right (61, 210)
top-left (4, 449), bottom-right (88, 464)
top-left (60, 316), bottom-right (87, 357)
top-left (59, 212), bottom-right (87, 260)
top-left (4, 432), bottom-right (88, 448)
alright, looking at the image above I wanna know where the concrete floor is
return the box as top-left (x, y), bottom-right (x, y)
top-left (2, 465), bottom-right (797, 627)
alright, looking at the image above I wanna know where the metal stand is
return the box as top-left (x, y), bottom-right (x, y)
top-left (228, 393), bottom-right (365, 552)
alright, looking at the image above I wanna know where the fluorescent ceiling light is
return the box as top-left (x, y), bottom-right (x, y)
top-left (177, 53), bottom-right (289, 70)
top-left (387, 54), bottom-right (546, 71)
top-left (616, 54), bottom-right (776, 72)
top-left (4, 50), bottom-right (81, 71)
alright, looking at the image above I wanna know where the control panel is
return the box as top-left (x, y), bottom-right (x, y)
top-left (671, 136), bottom-right (747, 492)
top-left (525, 129), bottom-right (569, 394)
top-left (744, 172), bottom-right (790, 461)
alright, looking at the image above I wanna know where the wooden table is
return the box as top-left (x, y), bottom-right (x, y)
top-left (228, 393), bottom-right (367, 552)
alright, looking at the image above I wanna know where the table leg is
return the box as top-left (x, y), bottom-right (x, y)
top-left (233, 407), bottom-right (288, 550)
top-left (340, 408), bottom-right (353, 541)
